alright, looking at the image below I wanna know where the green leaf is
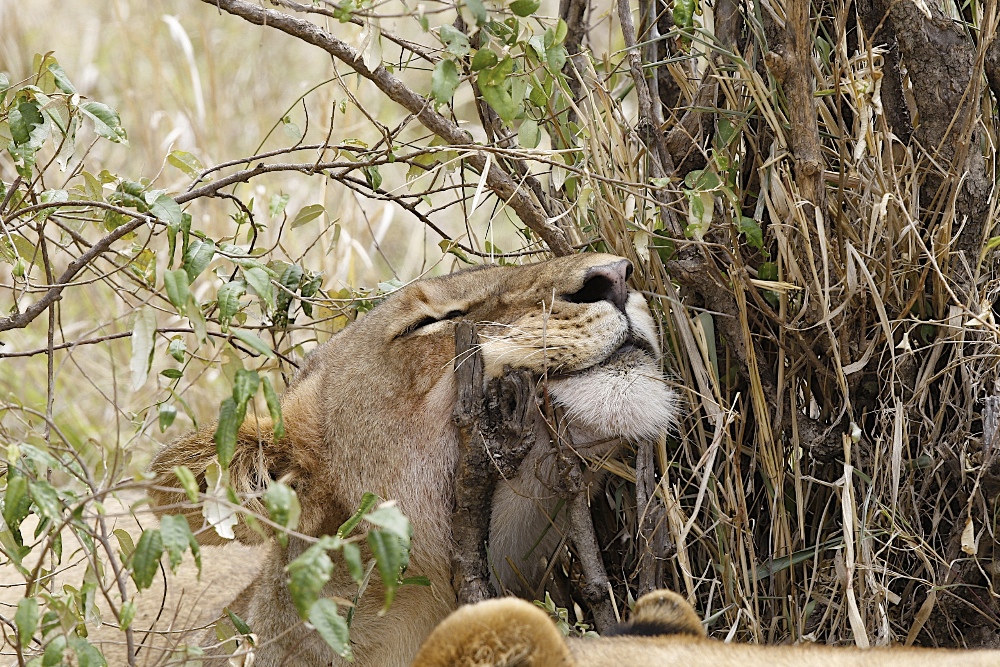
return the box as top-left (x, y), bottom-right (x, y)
top-left (168, 336), bottom-right (186, 363)
top-left (684, 169), bottom-right (722, 191)
top-left (290, 203), bottom-right (325, 229)
top-left (233, 368), bottom-right (260, 409)
top-left (167, 150), bottom-right (205, 179)
top-left (673, 0), bottom-right (695, 28)
top-left (243, 266), bottom-right (275, 313)
top-left (269, 193), bottom-right (290, 218)
top-left (367, 530), bottom-right (404, 610)
top-left (471, 48), bottom-right (499, 72)
top-left (217, 281), bottom-right (246, 333)
top-left (183, 238), bottom-right (216, 283)
top-left (337, 492), bottom-right (380, 538)
top-left (172, 466), bottom-right (201, 504)
top-left (10, 102), bottom-right (44, 145)
top-left (510, 0), bottom-right (540, 16)
top-left (158, 403), bottom-right (178, 431)
top-left (479, 57), bottom-right (519, 122)
top-left (80, 102), bottom-right (128, 144)
top-left (518, 119), bottom-right (541, 148)
top-left (48, 63), bottom-right (77, 93)
top-left (15, 597), bottom-right (38, 647)
top-left (717, 116), bottom-right (736, 148)
top-left (188, 296), bottom-right (208, 343)
top-left (480, 83), bottom-right (518, 122)
top-left (0, 233), bottom-right (37, 269)
top-left (3, 473), bottom-right (30, 531)
top-left (308, 599), bottom-right (352, 659)
top-left (159, 514), bottom-right (193, 573)
top-left (131, 529), bottom-right (163, 591)
top-left (43, 635), bottom-right (67, 667)
top-left (128, 246), bottom-right (156, 285)
top-left (119, 600), bottom-right (136, 631)
top-left (114, 529), bottom-right (136, 559)
top-left (68, 636), bottom-right (108, 667)
top-left (365, 503), bottom-right (412, 545)
top-left (439, 239), bottom-right (474, 264)
top-left (149, 194), bottom-right (182, 226)
top-left (431, 59), bottom-right (461, 105)
top-left (130, 307), bottom-right (157, 391)
top-left (263, 481), bottom-right (301, 548)
top-left (164, 269), bottom-right (191, 315)
top-left (342, 542), bottom-right (364, 583)
top-left (39, 189), bottom-right (68, 219)
top-left (738, 216), bottom-right (764, 251)
top-left (402, 575), bottom-right (432, 586)
top-left (465, 0), bottom-right (488, 25)
top-left (758, 261), bottom-right (778, 281)
top-left (262, 377), bottom-right (286, 440)
top-left (214, 397), bottom-right (242, 470)
top-left (286, 542), bottom-right (334, 617)
top-left (480, 55), bottom-right (515, 87)
top-left (439, 25), bottom-right (470, 57)
top-left (232, 329), bottom-right (276, 358)
top-left (363, 165), bottom-right (382, 191)
top-left (546, 45), bottom-right (567, 71)
top-left (28, 480), bottom-right (62, 523)
top-left (226, 608), bottom-right (252, 636)
top-left (554, 18), bottom-right (568, 44)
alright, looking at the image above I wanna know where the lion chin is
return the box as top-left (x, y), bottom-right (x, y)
top-left (549, 343), bottom-right (677, 442)
top-left (412, 588), bottom-right (1000, 667)
top-left (148, 253), bottom-right (679, 667)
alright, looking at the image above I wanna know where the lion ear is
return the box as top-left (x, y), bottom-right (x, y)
top-left (148, 416), bottom-right (289, 546)
top-left (605, 589), bottom-right (706, 639)
top-left (412, 598), bottom-right (574, 667)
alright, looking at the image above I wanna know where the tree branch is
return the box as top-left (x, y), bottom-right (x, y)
top-left (195, 0), bottom-right (573, 256)
top-left (451, 322), bottom-right (535, 604)
top-left (0, 214), bottom-right (150, 333)
top-left (887, 0), bottom-right (990, 270)
top-left (770, 0), bottom-right (825, 213)
top-left (614, 0), bottom-right (682, 235)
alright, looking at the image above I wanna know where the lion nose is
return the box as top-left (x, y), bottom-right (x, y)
top-left (566, 259), bottom-right (632, 313)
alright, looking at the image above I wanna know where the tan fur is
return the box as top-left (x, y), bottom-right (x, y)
top-left (414, 589), bottom-right (1000, 667)
top-left (148, 253), bottom-right (678, 666)
top-left (411, 598), bottom-right (574, 667)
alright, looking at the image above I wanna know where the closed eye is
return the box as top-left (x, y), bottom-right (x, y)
top-left (398, 309), bottom-right (466, 337)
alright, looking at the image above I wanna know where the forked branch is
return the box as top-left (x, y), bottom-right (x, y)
top-left (195, 0), bottom-right (573, 256)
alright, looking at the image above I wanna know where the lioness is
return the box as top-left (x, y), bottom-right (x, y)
top-left (148, 253), bottom-right (678, 666)
top-left (412, 589), bottom-right (1000, 666)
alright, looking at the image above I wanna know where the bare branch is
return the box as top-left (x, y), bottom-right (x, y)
top-left (770, 0), bottom-right (825, 213)
top-left (195, 0), bottom-right (573, 256)
top-left (0, 214), bottom-right (150, 333)
top-left (451, 322), bottom-right (535, 604)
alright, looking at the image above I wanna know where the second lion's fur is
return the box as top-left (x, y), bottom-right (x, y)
top-left (412, 589), bottom-right (1000, 667)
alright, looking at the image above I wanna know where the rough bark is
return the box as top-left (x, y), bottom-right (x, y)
top-left (887, 0), bottom-right (990, 270)
top-left (635, 438), bottom-right (672, 594)
top-left (567, 492), bottom-right (618, 631)
top-left (856, 0), bottom-right (913, 144)
top-left (451, 322), bottom-right (535, 604)
top-left (559, 0), bottom-right (590, 104)
top-left (771, 0), bottom-right (825, 214)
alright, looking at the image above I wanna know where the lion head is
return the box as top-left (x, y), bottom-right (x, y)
top-left (148, 252), bottom-right (677, 666)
